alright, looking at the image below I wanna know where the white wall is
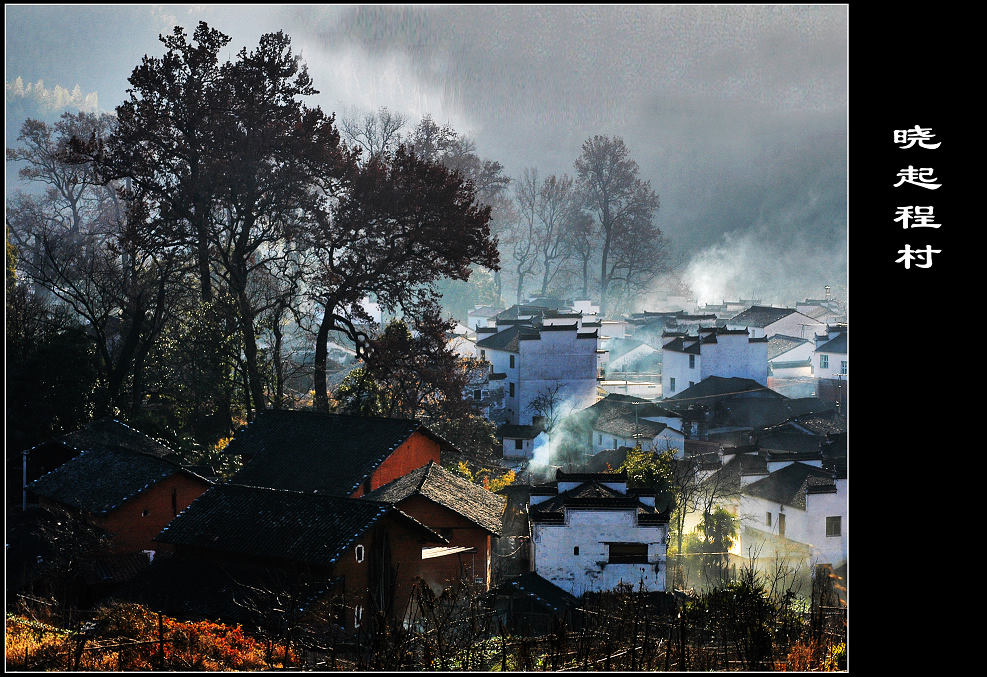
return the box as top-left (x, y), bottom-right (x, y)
top-left (518, 330), bottom-right (598, 425)
top-left (662, 332), bottom-right (767, 395)
top-left (532, 509), bottom-right (667, 596)
top-left (814, 350), bottom-right (847, 381)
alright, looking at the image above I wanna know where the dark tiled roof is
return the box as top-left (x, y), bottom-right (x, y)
top-left (663, 376), bottom-right (781, 405)
top-left (364, 461), bottom-right (506, 535)
top-left (728, 305), bottom-right (797, 327)
top-left (28, 447), bottom-right (206, 516)
top-left (815, 333), bottom-right (847, 354)
top-left (767, 335), bottom-right (812, 360)
top-left (703, 452), bottom-right (769, 492)
top-left (475, 325), bottom-right (540, 352)
top-left (531, 474), bottom-right (668, 525)
top-left (31, 418), bottom-right (177, 459)
top-left (500, 424), bottom-right (544, 440)
top-left (756, 430), bottom-right (824, 455)
top-left (661, 336), bottom-right (701, 354)
top-left (592, 415), bottom-right (669, 439)
top-left (157, 484), bottom-right (443, 567)
top-left (227, 410), bottom-right (451, 496)
top-left (717, 397), bottom-right (835, 430)
top-left (583, 447), bottom-right (632, 473)
top-left (489, 572), bottom-right (579, 610)
top-left (743, 462), bottom-right (837, 509)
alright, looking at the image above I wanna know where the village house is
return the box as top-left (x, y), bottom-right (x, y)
top-left (14, 418), bottom-right (192, 510)
top-left (813, 324), bottom-right (848, 381)
top-left (813, 324), bottom-right (847, 410)
top-left (155, 483), bottom-right (446, 630)
top-left (499, 423), bottom-right (549, 464)
top-left (467, 305), bottom-right (504, 331)
top-left (736, 461), bottom-right (847, 575)
top-left (571, 394), bottom-right (689, 458)
top-left (226, 409), bottom-right (458, 497)
top-left (796, 293), bottom-right (845, 326)
top-left (528, 470), bottom-right (670, 597)
top-left (726, 305), bottom-right (826, 340)
top-left (767, 334), bottom-right (815, 378)
top-left (661, 326), bottom-right (769, 397)
top-left (695, 299), bottom-right (761, 320)
top-left (364, 460), bottom-right (507, 592)
top-left (27, 444), bottom-right (211, 556)
top-left (473, 322), bottom-right (600, 426)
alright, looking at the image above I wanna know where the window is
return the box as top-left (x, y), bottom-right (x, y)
top-left (766, 512), bottom-right (772, 527)
top-left (573, 546), bottom-right (580, 556)
top-left (473, 389), bottom-right (482, 401)
top-left (514, 439), bottom-right (523, 450)
top-left (689, 381), bottom-right (695, 388)
top-left (689, 354), bottom-right (695, 369)
top-left (354, 605), bottom-right (363, 628)
top-left (840, 360), bottom-right (847, 375)
top-left (669, 377), bottom-right (676, 392)
top-left (597, 434), bottom-right (603, 445)
top-left (826, 516), bottom-right (842, 537)
top-left (509, 382), bottom-right (515, 398)
top-left (608, 543), bottom-right (648, 564)
top-left (480, 350), bottom-right (486, 360)
top-left (819, 354), bottom-right (829, 369)
top-left (355, 544), bottom-right (365, 563)
top-left (778, 513), bottom-right (786, 537)
top-left (509, 354), bottom-right (515, 368)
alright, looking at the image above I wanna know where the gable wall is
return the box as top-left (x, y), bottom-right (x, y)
top-left (350, 431), bottom-right (441, 498)
top-left (397, 494), bottom-right (495, 591)
top-left (100, 473), bottom-right (211, 554)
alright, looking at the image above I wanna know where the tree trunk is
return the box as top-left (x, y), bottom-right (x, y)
top-left (313, 307), bottom-right (332, 412)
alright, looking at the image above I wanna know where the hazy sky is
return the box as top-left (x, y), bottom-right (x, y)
top-left (5, 4), bottom-right (848, 306)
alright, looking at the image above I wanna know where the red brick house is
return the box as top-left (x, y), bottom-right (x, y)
top-left (226, 410), bottom-right (457, 497)
top-left (365, 461), bottom-right (507, 592)
top-left (155, 483), bottom-right (446, 630)
top-left (14, 418), bottom-right (183, 510)
top-left (26, 446), bottom-right (211, 555)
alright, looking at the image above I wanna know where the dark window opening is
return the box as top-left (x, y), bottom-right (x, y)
top-left (608, 542), bottom-right (648, 564)
top-left (573, 546), bottom-right (580, 555)
top-left (778, 513), bottom-right (786, 537)
top-left (514, 439), bottom-right (523, 450)
top-left (826, 516), bottom-right (841, 537)
top-left (510, 354), bottom-right (516, 368)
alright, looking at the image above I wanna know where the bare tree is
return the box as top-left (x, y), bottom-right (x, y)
top-left (574, 135), bottom-right (665, 316)
top-left (340, 106), bottom-right (407, 161)
top-left (534, 174), bottom-right (578, 296)
top-left (505, 168), bottom-right (540, 304)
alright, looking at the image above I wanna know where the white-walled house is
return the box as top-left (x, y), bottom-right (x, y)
top-left (727, 306), bottom-right (826, 340)
top-left (474, 323), bottom-right (600, 426)
top-left (468, 305), bottom-right (504, 331)
top-left (813, 325), bottom-right (847, 381)
top-left (529, 470), bottom-right (669, 596)
top-left (500, 424), bottom-right (549, 462)
top-left (661, 327), bottom-right (769, 397)
top-left (736, 461), bottom-right (846, 571)
top-left (767, 335), bottom-right (815, 378)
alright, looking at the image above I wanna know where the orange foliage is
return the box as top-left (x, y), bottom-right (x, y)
top-left (6, 605), bottom-right (297, 671)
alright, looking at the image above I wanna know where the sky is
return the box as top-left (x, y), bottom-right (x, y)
top-left (5, 4), bottom-right (848, 307)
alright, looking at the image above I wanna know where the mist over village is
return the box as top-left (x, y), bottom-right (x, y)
top-left (5, 5), bottom-right (847, 672)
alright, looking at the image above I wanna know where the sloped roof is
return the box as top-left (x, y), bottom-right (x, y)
top-left (743, 462), bottom-right (837, 509)
top-left (663, 376), bottom-right (781, 405)
top-left (28, 447), bottom-right (208, 516)
top-left (592, 415), bottom-right (669, 439)
top-left (756, 429), bottom-right (823, 454)
top-left (30, 418), bottom-right (177, 459)
top-left (767, 335), bottom-right (812, 360)
top-left (530, 478), bottom-right (668, 525)
top-left (500, 424), bottom-right (544, 440)
top-left (475, 324), bottom-right (541, 352)
top-left (364, 461), bottom-right (506, 535)
top-left (227, 410), bottom-right (453, 496)
top-left (703, 451), bottom-right (769, 493)
top-left (728, 305), bottom-right (798, 327)
top-left (815, 333), bottom-right (847, 354)
top-left (489, 572), bottom-right (579, 611)
top-left (157, 483), bottom-right (444, 567)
